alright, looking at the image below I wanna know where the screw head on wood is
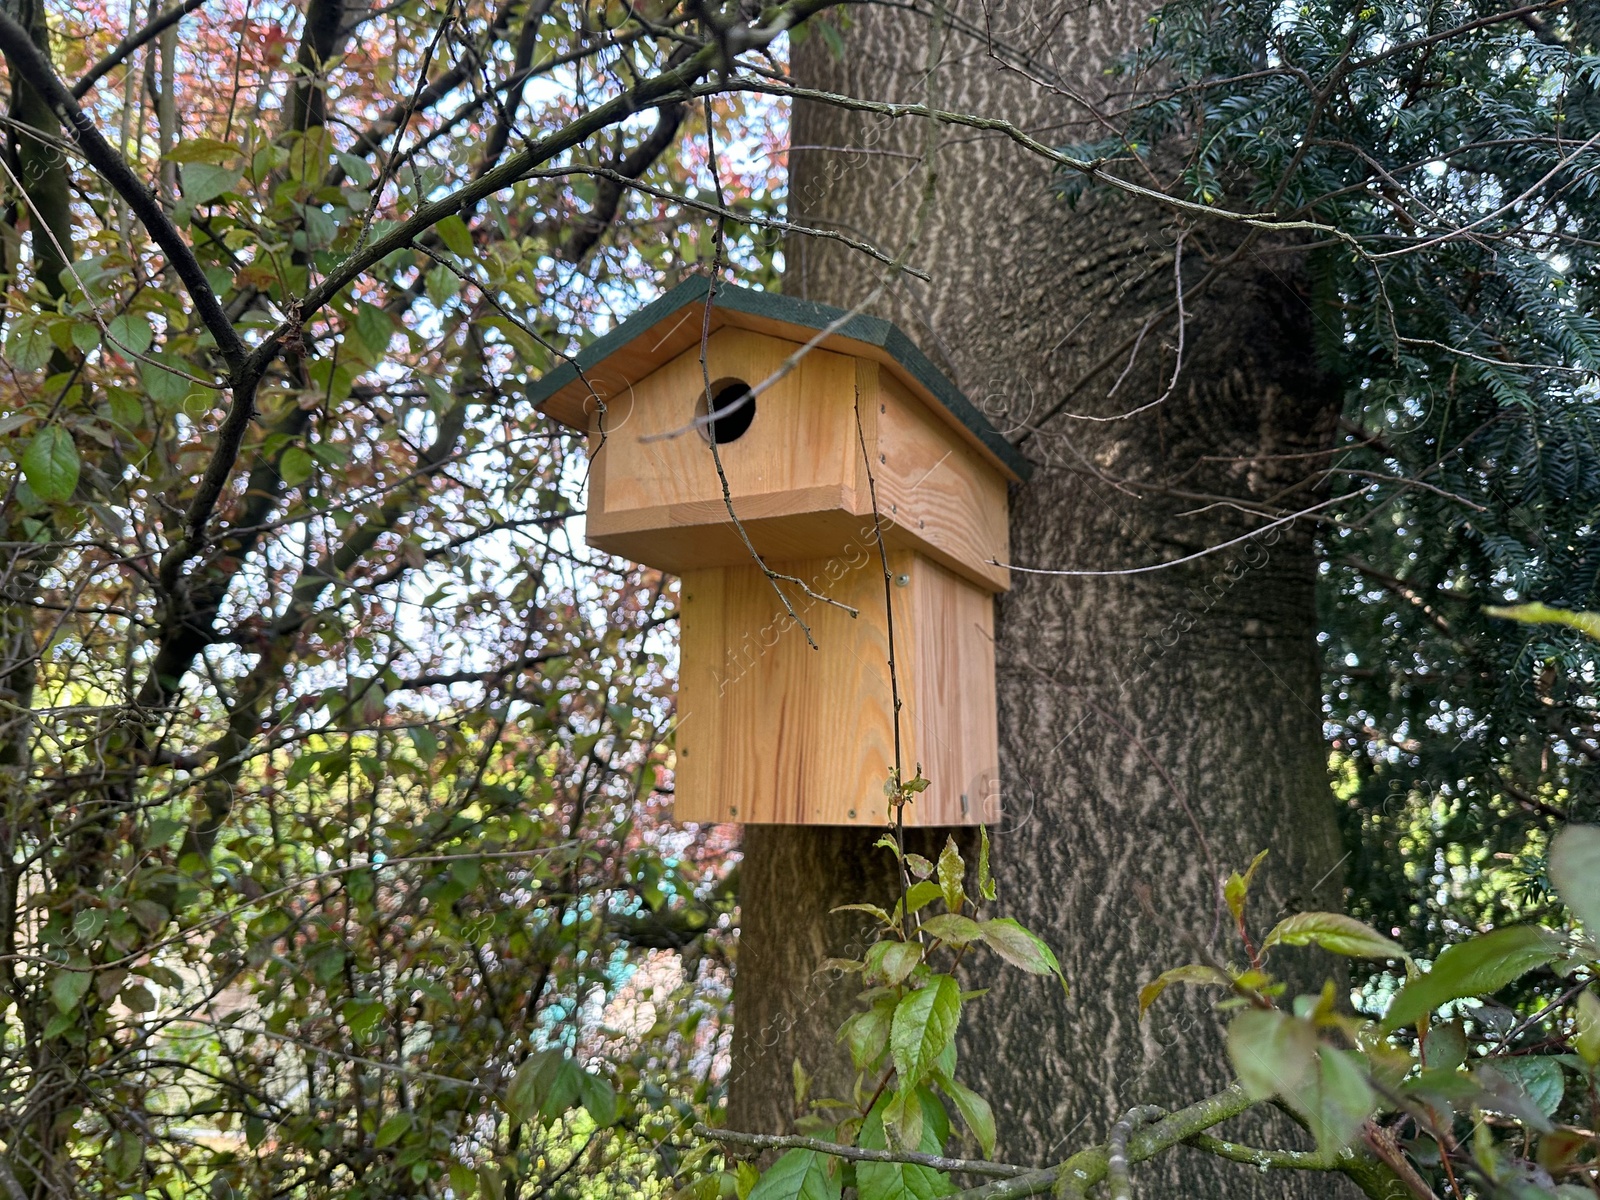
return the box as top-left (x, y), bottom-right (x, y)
top-left (894, 573), bottom-right (910, 588)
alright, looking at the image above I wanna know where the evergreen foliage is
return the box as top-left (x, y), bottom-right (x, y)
top-left (1065, 0), bottom-right (1600, 960)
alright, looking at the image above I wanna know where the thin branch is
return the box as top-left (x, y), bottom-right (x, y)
top-left (999, 493), bottom-right (1356, 577)
top-left (268, 3), bottom-right (840, 363)
top-left (1108, 1106), bottom-right (1167, 1200)
top-left (694, 1126), bottom-right (1028, 1178)
top-left (946, 1086), bottom-right (1257, 1200)
top-left (0, 7), bottom-right (245, 370)
top-left (704, 78), bottom-right (1360, 246)
top-left (72, 0), bottom-right (209, 98)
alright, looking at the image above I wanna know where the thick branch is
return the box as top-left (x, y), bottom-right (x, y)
top-left (0, 7), bottom-right (244, 369)
top-left (944, 1086), bottom-right (1253, 1200)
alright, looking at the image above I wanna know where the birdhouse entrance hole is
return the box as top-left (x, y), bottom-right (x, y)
top-left (698, 377), bottom-right (756, 444)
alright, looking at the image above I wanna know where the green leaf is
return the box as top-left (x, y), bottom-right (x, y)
top-left (1485, 603), bottom-right (1600, 642)
top-left (895, 882), bottom-right (943, 921)
top-left (181, 161), bottom-right (244, 203)
top-left (1262, 912), bottom-right (1410, 962)
top-left (128, 898), bottom-right (168, 932)
top-left (436, 214), bottom-right (475, 257)
top-left (858, 1092), bottom-right (952, 1200)
top-left (577, 1069), bottom-right (617, 1126)
top-left (140, 355), bottom-right (193, 407)
top-left (280, 447), bottom-right (314, 487)
top-left (867, 940), bottom-right (922, 986)
top-left (107, 313), bottom-right (154, 356)
top-left (72, 909), bottom-right (106, 942)
top-left (71, 320), bottom-right (101, 355)
top-left (336, 151), bottom-right (374, 186)
top-left (936, 1073), bottom-right (995, 1158)
top-left (106, 388), bottom-right (145, 431)
top-left (1138, 964), bottom-right (1232, 1017)
top-left (937, 837), bottom-right (965, 912)
top-left (374, 1111), bottom-right (412, 1148)
top-left (352, 302), bottom-right (396, 359)
top-left (1549, 824), bottom-right (1600, 934)
top-left (343, 996), bottom-right (385, 1039)
top-left (920, 914), bottom-right (983, 947)
top-left (1383, 925), bottom-right (1564, 1031)
top-left (976, 826), bottom-right (996, 902)
top-left (167, 136), bottom-right (242, 164)
top-left (1223, 850), bottom-right (1269, 923)
top-left (106, 1130), bottom-right (143, 1178)
top-left (1484, 1057), bottom-right (1564, 1117)
top-left (840, 1003), bottom-right (892, 1071)
top-left (977, 918), bottom-right (1065, 989)
top-left (22, 427), bottom-right (79, 503)
top-left (51, 968), bottom-right (93, 1013)
top-left (6, 317), bottom-right (53, 370)
top-left (1574, 989), bottom-right (1600, 1067)
top-left (506, 1051), bottom-right (582, 1125)
top-left (833, 903), bottom-right (895, 927)
top-left (449, 1163), bottom-right (479, 1198)
top-left (425, 264), bottom-right (459, 306)
top-left (407, 725), bottom-right (439, 761)
top-left (890, 975), bottom-right (960, 1090)
top-left (747, 1150), bottom-right (841, 1200)
top-left (1227, 1008), bottom-right (1317, 1101)
top-left (1295, 1048), bottom-right (1376, 1153)
top-left (1421, 1020), bottom-right (1468, 1072)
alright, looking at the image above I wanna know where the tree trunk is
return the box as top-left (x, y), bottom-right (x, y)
top-left (728, 1), bottom-right (1355, 1193)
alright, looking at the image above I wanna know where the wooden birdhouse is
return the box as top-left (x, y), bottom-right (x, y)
top-left (528, 278), bottom-right (1030, 827)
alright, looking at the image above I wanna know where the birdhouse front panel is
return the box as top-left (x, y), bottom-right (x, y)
top-left (675, 549), bottom-right (999, 826)
top-left (526, 278), bottom-right (1032, 828)
top-left (585, 325), bottom-right (875, 569)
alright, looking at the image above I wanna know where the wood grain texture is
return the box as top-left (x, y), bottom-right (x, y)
top-left (675, 551), bottom-right (999, 826)
top-left (902, 555), bottom-right (1001, 823)
top-left (593, 325), bottom-right (862, 518)
top-left (535, 283), bottom-right (1028, 483)
top-left (876, 371), bottom-right (1010, 591)
top-left (586, 329), bottom-right (1011, 589)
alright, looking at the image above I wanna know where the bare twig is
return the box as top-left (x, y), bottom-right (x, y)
top-left (1108, 1106), bottom-right (1167, 1200)
top-left (72, 0), bottom-right (209, 98)
top-left (694, 1125), bottom-right (1028, 1177)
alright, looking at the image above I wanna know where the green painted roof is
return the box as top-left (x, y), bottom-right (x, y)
top-left (526, 276), bottom-right (1033, 481)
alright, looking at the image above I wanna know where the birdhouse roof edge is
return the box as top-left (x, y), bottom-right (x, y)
top-left (527, 278), bottom-right (1035, 482)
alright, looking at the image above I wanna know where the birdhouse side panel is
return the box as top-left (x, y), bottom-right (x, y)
top-left (875, 373), bottom-right (1011, 593)
top-left (901, 556), bottom-right (1001, 825)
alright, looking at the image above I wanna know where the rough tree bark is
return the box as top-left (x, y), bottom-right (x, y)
top-left (727, 1), bottom-right (1355, 1193)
